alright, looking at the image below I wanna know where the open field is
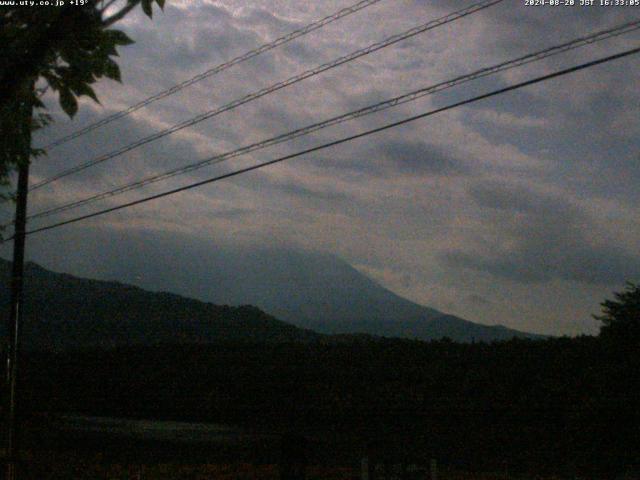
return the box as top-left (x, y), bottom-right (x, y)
top-left (3, 453), bottom-right (583, 480)
top-left (7, 446), bottom-right (628, 480)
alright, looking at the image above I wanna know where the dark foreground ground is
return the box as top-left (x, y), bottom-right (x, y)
top-left (3, 449), bottom-right (601, 480)
top-left (0, 333), bottom-right (638, 479)
top-left (2, 421), bottom-right (639, 480)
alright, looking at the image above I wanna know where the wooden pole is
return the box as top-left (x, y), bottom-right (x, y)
top-left (5, 160), bottom-right (29, 480)
top-left (430, 458), bottom-right (437, 480)
top-left (4, 81), bottom-right (33, 480)
top-left (361, 456), bottom-right (369, 480)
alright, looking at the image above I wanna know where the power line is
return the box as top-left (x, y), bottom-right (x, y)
top-left (38, 0), bottom-right (387, 150)
top-left (32, 0), bottom-right (501, 189)
top-left (25, 18), bottom-right (640, 222)
top-left (13, 45), bottom-right (639, 241)
top-left (30, 0), bottom-right (503, 191)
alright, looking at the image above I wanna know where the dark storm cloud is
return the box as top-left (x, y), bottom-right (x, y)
top-left (377, 140), bottom-right (469, 175)
top-left (30, 109), bottom-right (216, 191)
top-left (444, 244), bottom-right (640, 286)
top-left (311, 138), bottom-right (471, 179)
top-left (469, 181), bottom-right (565, 215)
top-left (466, 294), bottom-right (493, 308)
top-left (442, 181), bottom-right (640, 286)
top-left (485, 5), bottom-right (633, 56)
top-left (280, 41), bottom-right (321, 64)
top-left (271, 181), bottom-right (356, 204)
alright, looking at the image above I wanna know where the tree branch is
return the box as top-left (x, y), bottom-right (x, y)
top-left (102, 0), bottom-right (139, 27)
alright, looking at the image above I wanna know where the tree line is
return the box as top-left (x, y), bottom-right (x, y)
top-left (11, 284), bottom-right (640, 478)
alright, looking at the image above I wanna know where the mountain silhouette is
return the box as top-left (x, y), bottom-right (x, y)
top-left (0, 258), bottom-right (320, 350)
top-left (1, 248), bottom-right (541, 347)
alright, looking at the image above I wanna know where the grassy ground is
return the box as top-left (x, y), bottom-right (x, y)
top-left (4, 451), bottom-right (582, 480)
top-left (7, 454), bottom-right (356, 480)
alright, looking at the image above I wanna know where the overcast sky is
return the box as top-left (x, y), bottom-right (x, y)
top-left (2, 0), bottom-right (639, 336)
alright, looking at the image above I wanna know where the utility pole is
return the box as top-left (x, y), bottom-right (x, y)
top-left (4, 81), bottom-right (34, 480)
top-left (5, 162), bottom-right (29, 480)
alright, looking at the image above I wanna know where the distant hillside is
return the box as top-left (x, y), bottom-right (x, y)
top-left (4, 244), bottom-right (539, 342)
top-left (0, 258), bottom-right (320, 350)
top-left (65, 244), bottom-right (542, 342)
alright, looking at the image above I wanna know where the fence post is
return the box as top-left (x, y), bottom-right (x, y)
top-left (430, 459), bottom-right (437, 480)
top-left (361, 456), bottom-right (369, 480)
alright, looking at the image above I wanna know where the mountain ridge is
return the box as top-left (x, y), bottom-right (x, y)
top-left (0, 252), bottom-right (543, 346)
top-left (0, 258), bottom-right (322, 350)
top-left (81, 245), bottom-right (541, 341)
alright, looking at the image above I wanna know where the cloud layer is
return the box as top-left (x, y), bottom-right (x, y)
top-left (2, 0), bottom-right (639, 336)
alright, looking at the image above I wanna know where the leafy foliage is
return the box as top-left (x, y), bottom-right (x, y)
top-left (0, 0), bottom-right (164, 202)
top-left (594, 282), bottom-right (640, 340)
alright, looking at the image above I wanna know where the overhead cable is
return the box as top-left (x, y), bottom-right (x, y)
top-left (26, 18), bottom-right (640, 222)
top-left (30, 0), bottom-right (503, 190)
top-left (38, 0), bottom-right (387, 150)
top-left (12, 45), bottom-right (639, 240)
